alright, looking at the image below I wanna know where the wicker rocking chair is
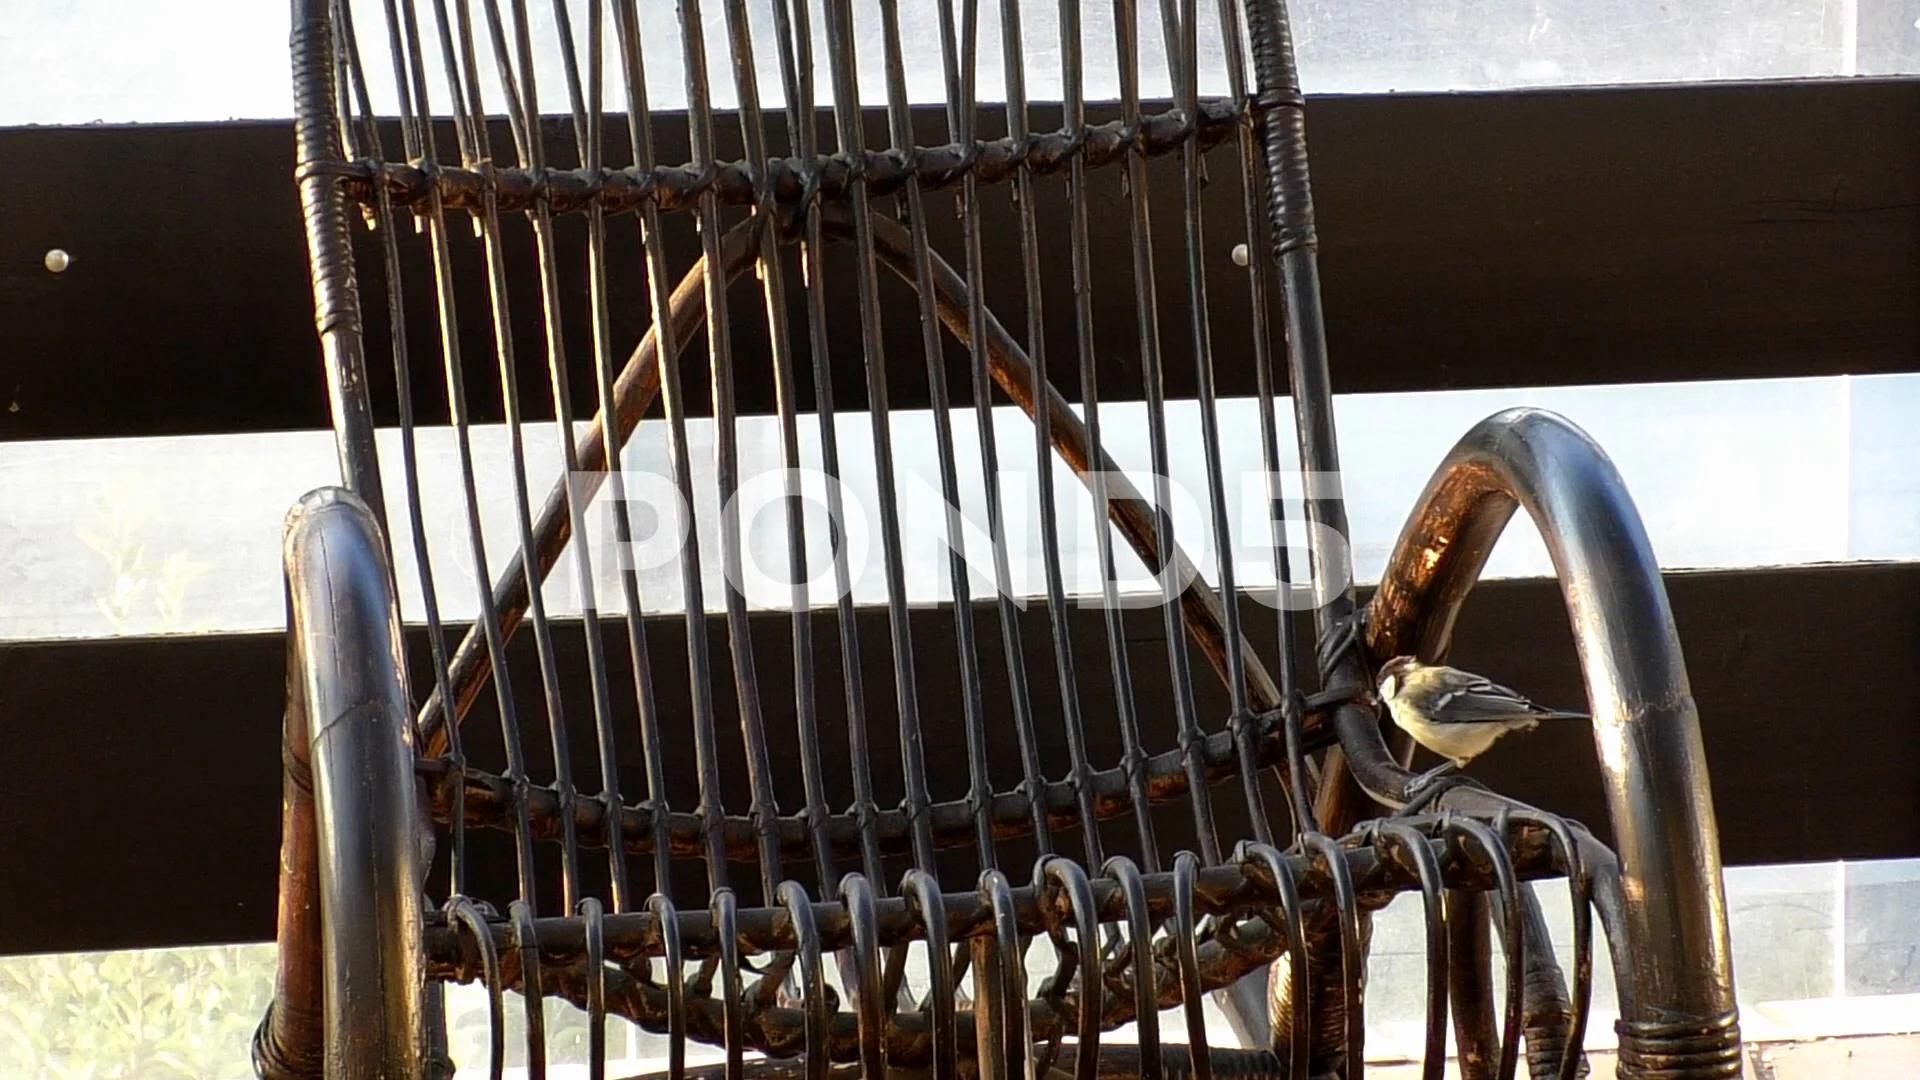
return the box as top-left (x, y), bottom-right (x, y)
top-left (259, 0), bottom-right (1743, 1076)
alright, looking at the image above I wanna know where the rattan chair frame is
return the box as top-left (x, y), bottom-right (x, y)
top-left (260, 0), bottom-right (1744, 1076)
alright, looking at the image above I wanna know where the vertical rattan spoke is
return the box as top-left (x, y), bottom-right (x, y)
top-left (767, 0), bottom-right (849, 896)
top-left (1062, 0), bottom-right (1159, 876)
top-left (509, 0), bottom-right (627, 913)
top-left (875, 0), bottom-right (999, 874)
top-left (819, 0), bottom-right (938, 875)
top-left (545, 0), bottom-right (641, 912)
top-left (666, 0), bottom-right (740, 894)
top-left (609, 0), bottom-right (681, 898)
top-left (946, 0), bottom-right (1051, 864)
top-left (997, 0), bottom-right (1101, 870)
top-left (1216, 0), bottom-right (1314, 839)
top-left (341, 0), bottom-right (479, 897)
top-left (467, 0), bottom-right (586, 913)
top-left (1114, 0), bottom-right (1219, 862)
top-left (713, 0), bottom-right (795, 902)
top-left (1168, 0), bottom-right (1269, 849)
top-left (360, 0), bottom-right (545, 908)
top-left (925, 0), bottom-right (1009, 872)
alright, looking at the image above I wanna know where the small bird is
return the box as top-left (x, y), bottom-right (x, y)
top-left (1376, 655), bottom-right (1588, 790)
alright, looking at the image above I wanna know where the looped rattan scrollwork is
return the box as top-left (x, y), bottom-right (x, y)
top-left (446, 896), bottom-right (507, 1080)
top-left (1508, 809), bottom-right (1596, 1080)
top-left (1038, 856), bottom-right (1104, 1079)
top-left (778, 879), bottom-right (833, 1080)
top-left (1445, 815), bottom-right (1526, 1080)
top-left (1230, 841), bottom-right (1304, 1080)
top-left (510, 899), bottom-right (549, 1067)
top-left (1169, 853), bottom-right (1213, 1080)
top-left (1370, 820), bottom-right (1449, 1080)
top-left (581, 896), bottom-right (611, 1080)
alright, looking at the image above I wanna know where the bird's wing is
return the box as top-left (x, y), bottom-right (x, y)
top-left (1427, 668), bottom-right (1580, 724)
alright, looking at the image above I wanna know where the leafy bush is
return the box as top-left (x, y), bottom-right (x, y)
top-left (0, 944), bottom-right (275, 1079)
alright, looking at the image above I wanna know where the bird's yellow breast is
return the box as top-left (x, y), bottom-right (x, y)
top-left (1385, 697), bottom-right (1537, 766)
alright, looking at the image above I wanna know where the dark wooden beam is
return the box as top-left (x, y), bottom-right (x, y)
top-left (2, 560), bottom-right (1914, 955)
top-left (3, 77), bottom-right (1917, 442)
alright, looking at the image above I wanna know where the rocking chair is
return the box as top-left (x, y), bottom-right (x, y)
top-left (258, 0), bottom-right (1744, 1076)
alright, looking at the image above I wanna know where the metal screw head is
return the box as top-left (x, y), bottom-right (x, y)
top-left (1231, 243), bottom-right (1250, 267)
top-left (44, 249), bottom-right (71, 274)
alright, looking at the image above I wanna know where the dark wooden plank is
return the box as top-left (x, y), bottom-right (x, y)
top-left (2, 78), bottom-right (1917, 441)
top-left (1445, 563), bottom-right (1920, 870)
top-left (1, 560), bottom-right (1914, 954)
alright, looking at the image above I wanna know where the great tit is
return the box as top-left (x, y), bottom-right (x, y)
top-left (1375, 655), bottom-right (1587, 789)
